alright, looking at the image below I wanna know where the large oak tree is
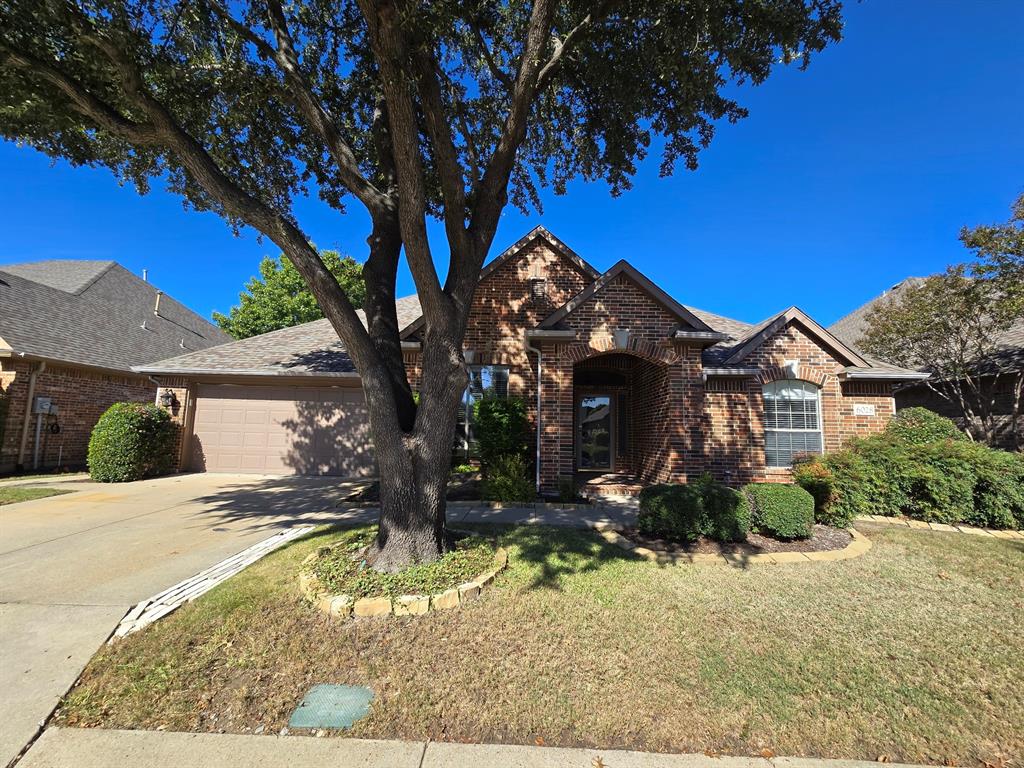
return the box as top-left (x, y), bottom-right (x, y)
top-left (1, 0), bottom-right (842, 569)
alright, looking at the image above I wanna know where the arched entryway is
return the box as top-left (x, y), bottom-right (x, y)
top-left (571, 349), bottom-right (674, 493)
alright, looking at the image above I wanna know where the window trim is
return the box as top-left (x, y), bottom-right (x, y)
top-left (762, 379), bottom-right (824, 469)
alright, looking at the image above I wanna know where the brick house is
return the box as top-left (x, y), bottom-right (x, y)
top-left (137, 227), bottom-right (926, 495)
top-left (0, 260), bottom-right (231, 473)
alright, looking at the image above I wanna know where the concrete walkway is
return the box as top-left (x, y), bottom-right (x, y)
top-left (19, 728), bottom-right (931, 768)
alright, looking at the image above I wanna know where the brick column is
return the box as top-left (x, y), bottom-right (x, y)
top-left (671, 344), bottom-right (705, 483)
top-left (538, 342), bottom-right (573, 495)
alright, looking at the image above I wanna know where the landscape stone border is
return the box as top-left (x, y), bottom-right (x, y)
top-left (299, 544), bottom-right (509, 620)
top-left (590, 522), bottom-right (872, 565)
top-left (336, 499), bottom-right (592, 511)
top-left (855, 515), bottom-right (1024, 538)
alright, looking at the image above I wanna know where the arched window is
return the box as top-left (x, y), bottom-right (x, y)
top-left (763, 380), bottom-right (823, 468)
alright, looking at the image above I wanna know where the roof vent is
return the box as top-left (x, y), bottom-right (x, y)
top-left (154, 290), bottom-right (163, 316)
top-left (142, 269), bottom-right (148, 282)
top-left (140, 320), bottom-right (148, 331)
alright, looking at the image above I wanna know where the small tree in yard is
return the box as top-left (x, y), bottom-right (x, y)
top-left (214, 250), bottom-right (366, 340)
top-left (862, 195), bottom-right (1023, 449)
top-left (0, 0), bottom-right (841, 570)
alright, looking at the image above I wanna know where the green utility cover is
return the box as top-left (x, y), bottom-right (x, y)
top-left (288, 684), bottom-right (374, 730)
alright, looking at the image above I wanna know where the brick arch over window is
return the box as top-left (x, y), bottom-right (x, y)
top-left (757, 365), bottom-right (830, 388)
top-left (564, 337), bottom-right (678, 366)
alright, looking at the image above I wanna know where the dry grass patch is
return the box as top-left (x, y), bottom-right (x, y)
top-left (56, 523), bottom-right (1023, 765)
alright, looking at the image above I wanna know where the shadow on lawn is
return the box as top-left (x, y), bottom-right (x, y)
top-left (495, 524), bottom-right (638, 591)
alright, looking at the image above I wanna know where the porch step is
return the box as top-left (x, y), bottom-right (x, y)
top-left (577, 473), bottom-right (647, 499)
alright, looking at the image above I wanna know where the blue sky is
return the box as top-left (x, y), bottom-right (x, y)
top-left (2, 0), bottom-right (1022, 327)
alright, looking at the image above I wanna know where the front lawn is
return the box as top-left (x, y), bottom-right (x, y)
top-left (0, 486), bottom-right (73, 505)
top-left (57, 523), bottom-right (1023, 765)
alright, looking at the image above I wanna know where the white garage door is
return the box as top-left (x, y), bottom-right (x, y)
top-left (191, 384), bottom-right (375, 476)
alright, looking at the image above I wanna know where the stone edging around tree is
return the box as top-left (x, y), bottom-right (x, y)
top-left (299, 546), bottom-right (509, 620)
top-left (336, 499), bottom-right (593, 511)
top-left (855, 515), bottom-right (1024, 538)
top-left (590, 522), bottom-right (872, 565)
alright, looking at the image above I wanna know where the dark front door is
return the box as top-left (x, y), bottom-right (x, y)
top-left (577, 394), bottom-right (614, 470)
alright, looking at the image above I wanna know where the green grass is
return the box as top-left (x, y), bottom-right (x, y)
top-left (0, 486), bottom-right (73, 505)
top-left (310, 526), bottom-right (496, 598)
top-left (56, 523), bottom-right (1023, 765)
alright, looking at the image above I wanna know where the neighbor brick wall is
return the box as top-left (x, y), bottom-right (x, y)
top-left (0, 358), bottom-right (154, 473)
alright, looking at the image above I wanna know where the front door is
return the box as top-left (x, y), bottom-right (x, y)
top-left (577, 394), bottom-right (614, 470)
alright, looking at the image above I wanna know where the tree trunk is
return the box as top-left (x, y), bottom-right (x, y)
top-left (361, 327), bottom-right (469, 572)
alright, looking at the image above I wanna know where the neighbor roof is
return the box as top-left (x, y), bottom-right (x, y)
top-left (136, 295), bottom-right (423, 376)
top-left (0, 260), bottom-right (231, 372)
top-left (830, 276), bottom-right (1024, 375)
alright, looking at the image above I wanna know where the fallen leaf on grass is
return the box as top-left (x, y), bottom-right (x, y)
top-left (535, 736), bottom-right (545, 746)
top-left (760, 749), bottom-right (776, 758)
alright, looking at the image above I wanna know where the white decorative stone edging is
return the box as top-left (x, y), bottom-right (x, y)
top-left (855, 515), bottom-right (1024, 538)
top-left (112, 525), bottom-right (315, 641)
top-left (300, 546), bottom-right (509, 619)
top-left (590, 522), bottom-right (872, 565)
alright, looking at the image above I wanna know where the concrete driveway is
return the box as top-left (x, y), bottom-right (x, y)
top-left (0, 473), bottom-right (370, 768)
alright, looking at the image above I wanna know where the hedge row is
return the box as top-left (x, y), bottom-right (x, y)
top-left (794, 409), bottom-right (1024, 530)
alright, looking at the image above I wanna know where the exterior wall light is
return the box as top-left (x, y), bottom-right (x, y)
top-left (158, 389), bottom-right (178, 409)
top-left (612, 328), bottom-right (630, 350)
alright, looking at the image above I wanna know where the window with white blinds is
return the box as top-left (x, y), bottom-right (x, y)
top-left (763, 380), bottom-right (823, 467)
top-left (455, 365), bottom-right (510, 456)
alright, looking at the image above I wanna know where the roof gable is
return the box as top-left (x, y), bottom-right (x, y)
top-left (538, 260), bottom-right (714, 333)
top-left (723, 306), bottom-right (869, 367)
top-left (399, 225), bottom-right (598, 339)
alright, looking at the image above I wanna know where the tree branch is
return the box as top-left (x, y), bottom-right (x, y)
top-left (355, 0), bottom-right (448, 325)
top-left (205, 0), bottom-right (390, 216)
top-left (469, 21), bottom-right (513, 91)
top-left (1, 46), bottom-right (162, 145)
top-left (535, 0), bottom-right (616, 91)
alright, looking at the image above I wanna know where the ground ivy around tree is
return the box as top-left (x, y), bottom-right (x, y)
top-left (214, 250), bottom-right (367, 340)
top-left (0, 0), bottom-right (843, 570)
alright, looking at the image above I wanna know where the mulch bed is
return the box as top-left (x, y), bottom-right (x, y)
top-left (619, 524), bottom-right (852, 555)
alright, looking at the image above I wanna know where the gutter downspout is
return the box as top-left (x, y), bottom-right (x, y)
top-left (16, 360), bottom-right (45, 471)
top-left (524, 334), bottom-right (542, 494)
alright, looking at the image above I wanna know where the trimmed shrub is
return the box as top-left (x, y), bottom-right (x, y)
top-left (795, 431), bottom-right (1024, 530)
top-left (481, 453), bottom-right (534, 503)
top-left (884, 407), bottom-right (968, 446)
top-left (744, 483), bottom-right (815, 539)
top-left (475, 398), bottom-right (529, 474)
top-left (88, 403), bottom-right (176, 482)
top-left (638, 476), bottom-right (750, 543)
top-left (792, 457), bottom-right (838, 522)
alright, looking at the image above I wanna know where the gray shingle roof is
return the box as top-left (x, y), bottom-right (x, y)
top-left (829, 276), bottom-right (1024, 375)
top-left (137, 295), bottom-right (423, 376)
top-left (0, 260), bottom-right (231, 372)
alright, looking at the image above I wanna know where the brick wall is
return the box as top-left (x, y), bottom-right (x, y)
top-left (703, 321), bottom-right (895, 484)
top-left (0, 358), bottom-right (155, 473)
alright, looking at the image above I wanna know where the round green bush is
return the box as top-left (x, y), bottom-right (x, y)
top-left (474, 398), bottom-right (529, 474)
top-left (884, 407), bottom-right (967, 446)
top-left (88, 402), bottom-right (177, 482)
top-left (743, 483), bottom-right (815, 539)
top-left (480, 453), bottom-right (534, 503)
top-left (638, 476), bottom-right (749, 543)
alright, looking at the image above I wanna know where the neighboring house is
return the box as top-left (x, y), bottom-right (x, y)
top-left (0, 260), bottom-right (231, 472)
top-left (830, 278), bottom-right (1023, 450)
top-left (138, 227), bottom-right (926, 495)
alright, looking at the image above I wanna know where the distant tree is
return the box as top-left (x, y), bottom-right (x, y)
top-left (0, 0), bottom-right (842, 569)
top-left (862, 195), bottom-right (1023, 448)
top-left (214, 250), bottom-right (366, 340)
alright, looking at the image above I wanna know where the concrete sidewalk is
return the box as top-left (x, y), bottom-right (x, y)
top-left (19, 728), bottom-right (931, 768)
